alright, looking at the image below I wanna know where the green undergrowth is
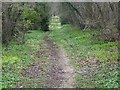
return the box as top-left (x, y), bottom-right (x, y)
top-left (2, 30), bottom-right (46, 88)
top-left (49, 22), bottom-right (119, 88)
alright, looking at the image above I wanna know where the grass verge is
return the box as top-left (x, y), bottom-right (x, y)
top-left (49, 24), bottom-right (119, 88)
top-left (2, 30), bottom-right (47, 88)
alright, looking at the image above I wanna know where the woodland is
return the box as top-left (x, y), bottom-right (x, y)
top-left (1, 2), bottom-right (120, 88)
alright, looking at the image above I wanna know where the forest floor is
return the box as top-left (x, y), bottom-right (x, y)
top-left (2, 16), bottom-right (119, 88)
top-left (16, 32), bottom-right (75, 88)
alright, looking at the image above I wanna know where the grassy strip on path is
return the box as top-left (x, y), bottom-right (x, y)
top-left (49, 24), bottom-right (119, 88)
top-left (2, 30), bottom-right (48, 88)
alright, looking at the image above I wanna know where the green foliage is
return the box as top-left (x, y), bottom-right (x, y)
top-left (21, 7), bottom-right (39, 26)
top-left (2, 42), bottom-right (31, 88)
top-left (2, 30), bottom-right (46, 88)
top-left (49, 16), bottom-right (119, 88)
top-left (49, 16), bottom-right (61, 31)
top-left (29, 3), bottom-right (50, 31)
top-left (35, 3), bottom-right (50, 18)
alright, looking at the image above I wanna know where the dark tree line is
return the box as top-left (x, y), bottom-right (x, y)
top-left (59, 2), bottom-right (119, 41)
top-left (2, 3), bottom-right (22, 44)
top-left (2, 2), bottom-right (119, 45)
top-left (2, 2), bottom-right (50, 44)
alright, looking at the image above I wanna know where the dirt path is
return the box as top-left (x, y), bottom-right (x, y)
top-left (44, 34), bottom-right (75, 88)
top-left (17, 15), bottom-right (76, 88)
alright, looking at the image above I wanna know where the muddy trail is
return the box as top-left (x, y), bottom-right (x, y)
top-left (44, 34), bottom-right (75, 88)
top-left (17, 16), bottom-right (75, 88)
top-left (17, 33), bottom-right (75, 88)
